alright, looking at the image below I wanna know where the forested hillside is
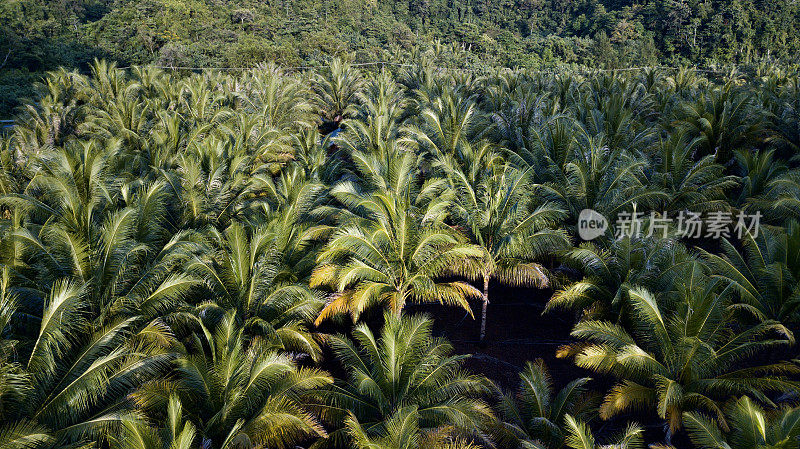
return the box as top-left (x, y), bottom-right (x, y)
top-left (2, 0), bottom-right (800, 114)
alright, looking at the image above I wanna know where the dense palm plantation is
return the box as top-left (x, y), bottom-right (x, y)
top-left (1, 58), bottom-right (800, 449)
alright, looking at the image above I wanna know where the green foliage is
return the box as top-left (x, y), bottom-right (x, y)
top-left (684, 396), bottom-right (800, 449)
top-left (132, 312), bottom-right (332, 449)
top-left (3, 0), bottom-right (800, 115)
top-left (0, 59), bottom-right (799, 449)
top-left (561, 283), bottom-right (799, 434)
top-left (703, 222), bottom-right (800, 326)
top-left (310, 312), bottom-right (495, 448)
top-left (496, 360), bottom-right (596, 449)
top-left (562, 414), bottom-right (645, 449)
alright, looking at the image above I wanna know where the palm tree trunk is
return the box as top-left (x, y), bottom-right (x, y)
top-left (480, 275), bottom-right (489, 343)
top-left (395, 287), bottom-right (406, 317)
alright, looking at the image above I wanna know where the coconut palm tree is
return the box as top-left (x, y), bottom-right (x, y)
top-left (0, 135), bottom-right (27, 197)
top-left (313, 58), bottom-right (365, 123)
top-left (290, 126), bottom-right (341, 182)
top-left (13, 138), bottom-right (123, 239)
top-left (411, 81), bottom-right (567, 342)
top-left (577, 81), bottom-right (656, 156)
top-left (735, 149), bottom-right (800, 225)
top-left (651, 131), bottom-right (738, 213)
top-left (560, 415), bottom-right (644, 449)
top-left (13, 68), bottom-right (88, 154)
top-left (133, 311), bottom-right (332, 449)
top-left (682, 396), bottom-right (800, 449)
top-left (176, 74), bottom-right (232, 126)
top-left (546, 236), bottom-right (695, 320)
top-left (333, 70), bottom-right (411, 192)
top-left (503, 115), bottom-right (577, 176)
top-left (187, 220), bottom-right (325, 360)
top-left (87, 59), bottom-right (129, 107)
top-left (484, 78), bottom-right (558, 158)
top-left (256, 164), bottom-right (336, 279)
top-left (734, 148), bottom-right (789, 210)
top-left (0, 287), bottom-right (24, 419)
top-left (82, 95), bottom-right (152, 160)
top-left (443, 160), bottom-right (569, 341)
top-left (310, 313), bottom-right (495, 448)
top-left (761, 74), bottom-right (800, 156)
top-left (673, 83), bottom-right (765, 165)
top-left (559, 284), bottom-right (798, 439)
top-left (5, 161), bottom-right (202, 326)
top-left (346, 406), bottom-right (483, 449)
top-left (496, 360), bottom-right (595, 449)
top-left (240, 64), bottom-right (317, 133)
top-left (312, 113), bottom-right (483, 323)
top-left (114, 395), bottom-right (198, 449)
top-left (521, 120), bottom-right (667, 226)
top-left (767, 171), bottom-right (800, 224)
top-left (175, 132), bottom-right (289, 228)
top-left (310, 170), bottom-right (483, 323)
top-left (410, 85), bottom-right (491, 168)
top-left (0, 280), bottom-right (177, 449)
top-left (702, 222), bottom-right (800, 326)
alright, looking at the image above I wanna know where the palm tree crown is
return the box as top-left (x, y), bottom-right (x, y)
top-left (311, 313), bottom-right (495, 448)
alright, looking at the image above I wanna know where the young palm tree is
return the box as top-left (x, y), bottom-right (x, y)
top-left (0, 280), bottom-right (177, 449)
top-left (560, 415), bottom-right (644, 449)
top-left (503, 115), bottom-right (577, 175)
top-left (682, 396), bottom-right (800, 449)
top-left (485, 79), bottom-right (556, 158)
top-left (188, 221), bottom-right (325, 360)
top-left (346, 406), bottom-right (483, 449)
top-left (313, 57), bottom-right (365, 123)
top-left (546, 236), bottom-right (694, 320)
top-left (17, 138), bottom-right (122, 239)
top-left (310, 313), bottom-right (495, 448)
top-left (559, 285), bottom-right (798, 438)
top-left (87, 59), bottom-right (129, 106)
top-left (257, 165), bottom-right (336, 280)
top-left (176, 74), bottom-right (232, 126)
top-left (133, 311), bottom-right (332, 449)
top-left (114, 395), bottom-right (198, 449)
top-left (311, 136), bottom-right (482, 322)
top-left (444, 161), bottom-right (569, 341)
top-left (702, 223), bottom-right (800, 326)
top-left (673, 83), bottom-right (765, 165)
top-left (496, 360), bottom-right (595, 449)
